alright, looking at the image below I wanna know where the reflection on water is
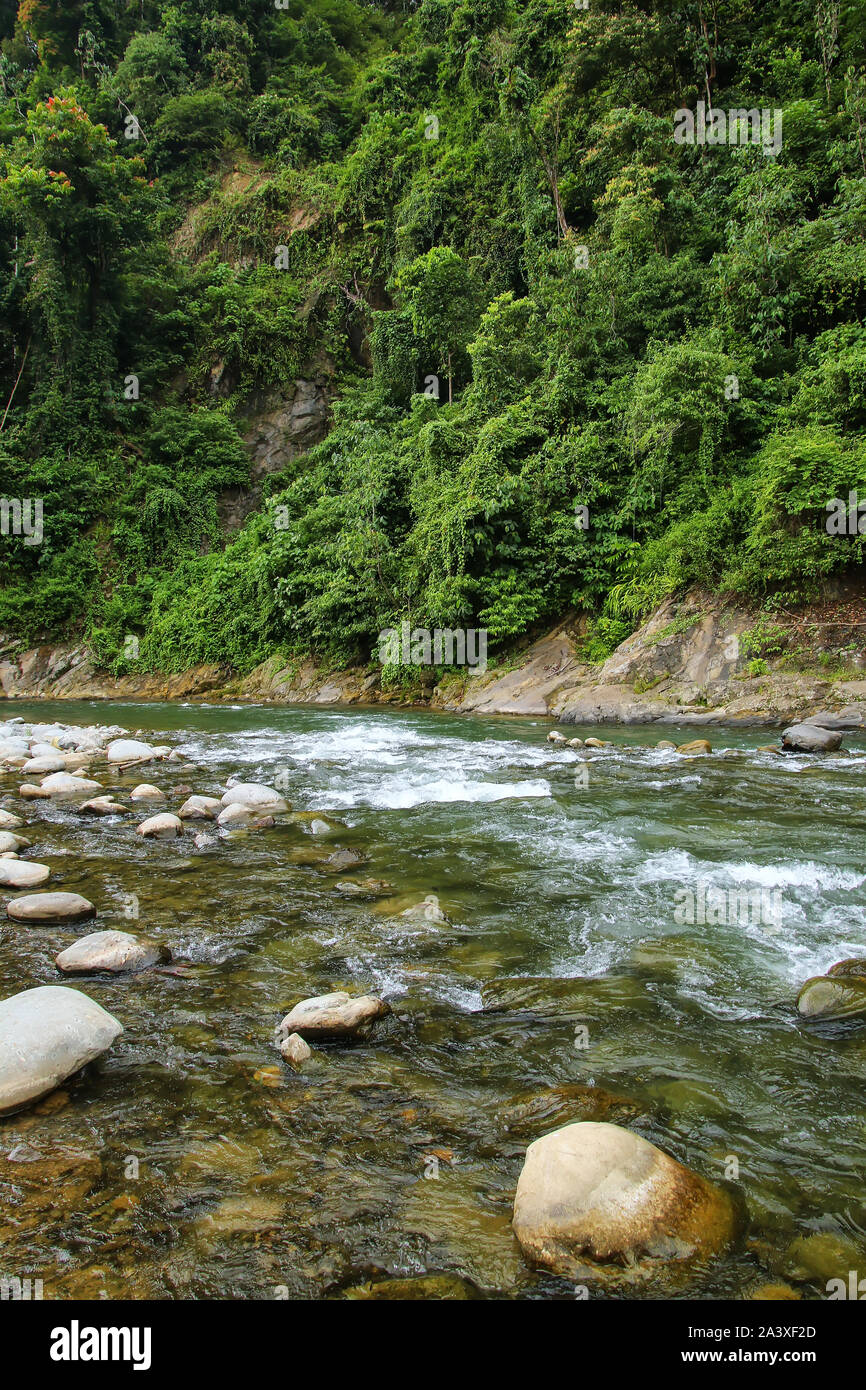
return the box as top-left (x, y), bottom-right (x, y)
top-left (1, 700), bottom-right (865, 1299)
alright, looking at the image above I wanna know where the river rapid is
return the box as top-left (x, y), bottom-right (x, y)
top-left (1, 698), bottom-right (865, 1300)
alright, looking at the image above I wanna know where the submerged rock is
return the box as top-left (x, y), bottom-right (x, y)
top-left (136, 812), bottom-right (183, 839)
top-left (178, 794), bottom-right (222, 820)
top-left (0, 985), bottom-right (123, 1113)
top-left (341, 1273), bottom-right (479, 1300)
top-left (7, 892), bottom-right (96, 924)
top-left (77, 796), bottom-right (128, 815)
top-left (499, 1084), bottom-right (644, 1137)
top-left (333, 878), bottom-right (394, 899)
top-left (56, 930), bottom-right (168, 974)
top-left (324, 848), bottom-right (368, 873)
top-left (279, 1032), bottom-right (312, 1070)
top-left (276, 990), bottom-right (390, 1041)
top-left (0, 859), bottom-right (50, 888)
top-left (398, 894), bottom-right (450, 925)
top-left (781, 723), bottom-right (843, 753)
top-left (512, 1121), bottom-right (737, 1285)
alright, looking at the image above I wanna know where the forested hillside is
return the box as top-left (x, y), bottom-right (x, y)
top-left (0, 0), bottom-right (864, 679)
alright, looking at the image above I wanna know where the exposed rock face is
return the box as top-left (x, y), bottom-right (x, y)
top-left (781, 723), bottom-right (843, 753)
top-left (276, 991), bottom-right (390, 1041)
top-left (512, 1122), bottom-right (737, 1285)
top-left (241, 380), bottom-right (332, 478)
top-left (0, 985), bottom-right (123, 1113)
top-left (56, 930), bottom-right (168, 974)
top-left (7, 892), bottom-right (96, 924)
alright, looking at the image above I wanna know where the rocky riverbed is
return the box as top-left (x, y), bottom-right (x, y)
top-left (0, 699), bottom-right (864, 1300)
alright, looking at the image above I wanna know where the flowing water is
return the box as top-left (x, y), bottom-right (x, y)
top-left (1, 699), bottom-right (865, 1300)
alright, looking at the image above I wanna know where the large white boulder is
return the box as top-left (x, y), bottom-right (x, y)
top-left (0, 985), bottom-right (123, 1113)
top-left (178, 795), bottom-right (222, 820)
top-left (7, 892), bottom-right (95, 923)
top-left (512, 1122), bottom-right (737, 1285)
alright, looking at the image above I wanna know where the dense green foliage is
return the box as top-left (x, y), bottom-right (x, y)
top-left (1, 0), bottom-right (864, 673)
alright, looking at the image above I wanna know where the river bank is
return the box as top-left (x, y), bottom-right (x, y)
top-left (3, 590), bottom-right (865, 727)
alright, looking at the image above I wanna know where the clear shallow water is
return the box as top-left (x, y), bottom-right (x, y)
top-left (1, 699), bottom-right (865, 1300)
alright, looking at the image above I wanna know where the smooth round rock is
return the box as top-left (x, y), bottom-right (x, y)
top-left (796, 975), bottom-right (866, 1021)
top-left (547, 731), bottom-right (568, 744)
top-left (107, 739), bottom-right (157, 763)
top-left (0, 810), bottom-right (24, 830)
top-left (676, 739), bottom-right (712, 754)
top-left (130, 784), bottom-right (165, 802)
top-left (655, 740), bottom-right (677, 750)
top-left (7, 892), bottom-right (96, 924)
top-left (0, 984), bottom-right (123, 1113)
top-left (220, 783), bottom-right (289, 813)
top-left (56, 930), bottom-right (168, 975)
top-left (39, 772), bottom-right (103, 797)
top-left (279, 1032), bottom-right (312, 1070)
top-left (136, 812), bottom-right (183, 839)
top-left (0, 831), bottom-right (29, 852)
top-left (0, 860), bottom-right (50, 888)
top-left (781, 724), bottom-right (843, 753)
top-left (512, 1121), bottom-right (737, 1284)
top-left (22, 754), bottom-right (67, 774)
top-left (276, 991), bottom-right (390, 1041)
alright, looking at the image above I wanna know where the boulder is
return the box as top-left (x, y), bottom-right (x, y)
top-left (676, 739), bottom-right (712, 754)
top-left (56, 930), bottom-right (168, 974)
top-left (39, 772), bottom-right (103, 797)
top-left (107, 739), bottom-right (158, 763)
top-left (512, 1121), bottom-right (737, 1284)
top-left (22, 754), bottom-right (67, 774)
top-left (217, 803), bottom-right (267, 828)
top-left (0, 859), bottom-right (50, 889)
top-left (220, 783), bottom-right (288, 813)
top-left (276, 991), bottom-right (390, 1042)
top-left (178, 795), bottom-right (222, 820)
top-left (0, 985), bottom-right (123, 1113)
top-left (0, 810), bottom-right (24, 830)
top-left (19, 783), bottom-right (52, 799)
top-left (655, 740), bottom-right (677, 750)
top-left (129, 784), bottom-right (164, 802)
top-left (279, 1032), bottom-right (312, 1070)
top-left (547, 731), bottom-right (568, 744)
top-left (567, 738), bottom-right (584, 748)
top-left (0, 831), bottom-right (29, 852)
top-left (796, 970), bottom-right (866, 1021)
top-left (7, 892), bottom-right (96, 924)
top-left (136, 812), bottom-right (183, 839)
top-left (781, 724), bottom-right (843, 754)
top-left (584, 737), bottom-right (611, 749)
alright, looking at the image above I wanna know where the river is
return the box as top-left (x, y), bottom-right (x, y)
top-left (1, 699), bottom-right (864, 1299)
